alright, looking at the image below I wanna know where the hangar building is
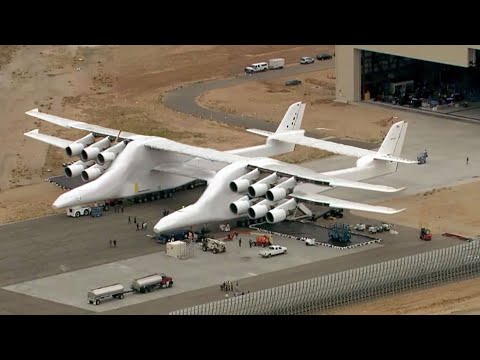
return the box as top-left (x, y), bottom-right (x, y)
top-left (335, 45), bottom-right (480, 118)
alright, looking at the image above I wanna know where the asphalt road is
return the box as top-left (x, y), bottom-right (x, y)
top-left (163, 60), bottom-right (343, 139)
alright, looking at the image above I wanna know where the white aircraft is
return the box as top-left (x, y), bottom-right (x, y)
top-left (24, 102), bottom-right (416, 232)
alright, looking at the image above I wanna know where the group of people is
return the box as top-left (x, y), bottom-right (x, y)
top-left (113, 205), bottom-right (124, 213)
top-left (128, 216), bottom-right (147, 231)
top-left (220, 281), bottom-right (250, 298)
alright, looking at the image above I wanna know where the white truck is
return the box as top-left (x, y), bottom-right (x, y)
top-left (260, 245), bottom-right (287, 258)
top-left (245, 62), bottom-right (268, 74)
top-left (268, 58), bottom-right (285, 70)
top-left (67, 205), bottom-right (91, 218)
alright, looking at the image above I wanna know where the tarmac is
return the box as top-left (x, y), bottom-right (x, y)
top-left (4, 231), bottom-right (381, 313)
top-left (2, 62), bottom-right (480, 314)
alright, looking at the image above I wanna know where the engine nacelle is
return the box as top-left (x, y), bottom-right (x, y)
top-left (64, 160), bottom-right (94, 178)
top-left (97, 151), bottom-right (116, 165)
top-left (248, 203), bottom-right (273, 219)
top-left (229, 178), bottom-right (251, 193)
top-left (266, 198), bottom-right (297, 224)
top-left (229, 169), bottom-right (260, 192)
top-left (97, 141), bottom-right (127, 165)
top-left (248, 183), bottom-right (269, 198)
top-left (266, 177), bottom-right (297, 201)
top-left (229, 199), bottom-right (252, 215)
top-left (65, 133), bottom-right (95, 157)
top-left (266, 209), bottom-right (287, 224)
top-left (80, 137), bottom-right (111, 162)
top-left (247, 172), bottom-right (279, 197)
top-left (81, 164), bottom-right (107, 182)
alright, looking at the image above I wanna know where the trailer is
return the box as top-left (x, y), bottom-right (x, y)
top-left (87, 283), bottom-right (126, 305)
top-left (268, 58), bottom-right (285, 70)
top-left (131, 273), bottom-right (174, 294)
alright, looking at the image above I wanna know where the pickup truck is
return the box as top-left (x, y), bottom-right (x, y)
top-left (260, 245), bottom-right (287, 258)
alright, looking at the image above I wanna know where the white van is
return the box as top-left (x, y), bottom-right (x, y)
top-left (245, 62), bottom-right (268, 74)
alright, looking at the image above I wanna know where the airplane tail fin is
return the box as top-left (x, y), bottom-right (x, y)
top-left (246, 101), bottom-right (306, 138)
top-left (377, 120), bottom-right (408, 158)
top-left (231, 102), bottom-right (306, 158)
top-left (275, 101), bottom-right (305, 133)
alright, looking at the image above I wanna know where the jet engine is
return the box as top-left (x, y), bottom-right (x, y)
top-left (81, 164), bottom-right (108, 182)
top-left (229, 196), bottom-right (257, 215)
top-left (97, 141), bottom-right (127, 165)
top-left (247, 199), bottom-right (285, 219)
top-left (229, 169), bottom-right (260, 193)
top-left (64, 160), bottom-right (95, 178)
top-left (80, 137), bottom-right (112, 162)
top-left (266, 198), bottom-right (297, 224)
top-left (65, 133), bottom-right (95, 157)
top-left (266, 177), bottom-right (297, 202)
top-left (247, 173), bottom-right (279, 197)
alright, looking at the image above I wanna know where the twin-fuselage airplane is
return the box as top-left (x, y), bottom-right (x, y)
top-left (24, 102), bottom-right (416, 233)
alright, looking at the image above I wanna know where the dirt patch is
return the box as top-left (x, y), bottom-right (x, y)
top-left (197, 69), bottom-right (397, 144)
top-left (0, 183), bottom-right (65, 224)
top-left (0, 46), bottom-right (19, 70)
top-left (329, 277), bottom-right (480, 315)
top-left (352, 180), bottom-right (480, 238)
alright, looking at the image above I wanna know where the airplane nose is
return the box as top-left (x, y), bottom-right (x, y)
top-left (154, 208), bottom-right (190, 233)
top-left (52, 191), bottom-right (83, 209)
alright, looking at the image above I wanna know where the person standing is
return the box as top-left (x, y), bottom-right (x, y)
top-left (128, 216), bottom-right (131, 224)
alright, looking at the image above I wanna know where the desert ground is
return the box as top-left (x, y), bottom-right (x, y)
top-left (329, 277), bottom-right (480, 315)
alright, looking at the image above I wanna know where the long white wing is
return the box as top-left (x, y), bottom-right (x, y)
top-left (269, 130), bottom-right (374, 158)
top-left (290, 192), bottom-right (405, 214)
top-left (24, 129), bottom-right (72, 148)
top-left (145, 138), bottom-right (246, 164)
top-left (25, 109), bottom-right (138, 140)
top-left (145, 138), bottom-right (404, 193)
top-left (152, 163), bottom-right (217, 181)
top-left (247, 162), bottom-right (405, 193)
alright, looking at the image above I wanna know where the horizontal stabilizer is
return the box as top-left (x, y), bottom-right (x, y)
top-left (246, 129), bottom-right (275, 137)
top-left (374, 154), bottom-right (417, 164)
top-left (290, 193), bottom-right (405, 215)
top-left (24, 129), bottom-right (72, 148)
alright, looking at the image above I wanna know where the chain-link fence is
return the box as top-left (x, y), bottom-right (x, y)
top-left (170, 240), bottom-right (480, 315)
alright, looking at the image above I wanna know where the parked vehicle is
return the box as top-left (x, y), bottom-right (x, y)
top-left (202, 238), bottom-right (226, 254)
top-left (67, 205), bottom-right (91, 218)
top-left (305, 238), bottom-right (317, 246)
top-left (131, 273), bottom-right (173, 293)
top-left (300, 56), bottom-right (315, 64)
top-left (317, 53), bottom-right (333, 60)
top-left (245, 62), bottom-right (268, 74)
top-left (354, 223), bottom-right (366, 231)
top-left (251, 234), bottom-right (272, 247)
top-left (88, 283), bottom-right (125, 305)
top-left (285, 79), bottom-right (302, 86)
top-left (260, 245), bottom-right (287, 258)
top-left (268, 58), bottom-right (285, 70)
